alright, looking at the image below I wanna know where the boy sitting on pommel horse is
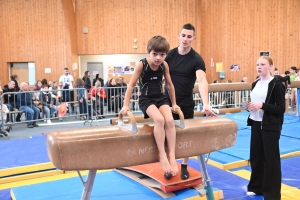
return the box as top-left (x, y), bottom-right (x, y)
top-left (120, 35), bottom-right (180, 178)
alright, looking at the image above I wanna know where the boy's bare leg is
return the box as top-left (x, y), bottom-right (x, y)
top-left (146, 105), bottom-right (173, 175)
top-left (159, 105), bottom-right (178, 176)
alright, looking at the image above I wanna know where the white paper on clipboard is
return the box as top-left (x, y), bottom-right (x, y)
top-left (241, 102), bottom-right (249, 107)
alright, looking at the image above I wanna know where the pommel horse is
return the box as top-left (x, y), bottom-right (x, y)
top-left (46, 110), bottom-right (238, 200)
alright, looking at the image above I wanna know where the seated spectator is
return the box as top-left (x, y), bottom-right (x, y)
top-left (89, 81), bottom-right (106, 119)
top-left (49, 81), bottom-right (62, 106)
top-left (17, 82), bottom-right (40, 128)
top-left (33, 80), bottom-right (43, 117)
top-left (40, 85), bottom-right (58, 124)
top-left (0, 104), bottom-right (9, 136)
top-left (2, 80), bottom-right (21, 122)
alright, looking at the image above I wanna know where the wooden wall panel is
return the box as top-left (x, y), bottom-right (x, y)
top-left (1, 0), bottom-right (300, 85)
top-left (76, 0), bottom-right (199, 54)
top-left (199, 0), bottom-right (300, 83)
top-left (0, 0), bottom-right (78, 86)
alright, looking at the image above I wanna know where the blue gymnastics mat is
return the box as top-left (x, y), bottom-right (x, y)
top-left (0, 136), bottom-right (49, 169)
top-left (11, 159), bottom-right (262, 200)
top-left (230, 156), bottom-right (300, 189)
top-left (204, 113), bottom-right (300, 164)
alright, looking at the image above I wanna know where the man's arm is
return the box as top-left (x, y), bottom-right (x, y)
top-left (196, 70), bottom-right (217, 116)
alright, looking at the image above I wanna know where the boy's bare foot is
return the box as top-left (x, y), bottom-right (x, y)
top-left (169, 157), bottom-right (178, 176)
top-left (160, 154), bottom-right (173, 175)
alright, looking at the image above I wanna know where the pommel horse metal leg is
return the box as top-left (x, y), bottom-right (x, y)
top-left (77, 170), bottom-right (97, 200)
top-left (197, 155), bottom-right (214, 200)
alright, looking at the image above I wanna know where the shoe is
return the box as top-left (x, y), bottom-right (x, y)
top-left (27, 124), bottom-right (34, 128)
top-left (47, 120), bottom-right (52, 124)
top-left (59, 117), bottom-right (62, 121)
top-left (101, 116), bottom-right (105, 118)
top-left (80, 116), bottom-right (84, 120)
top-left (33, 122), bottom-right (39, 127)
top-left (89, 117), bottom-right (92, 120)
top-left (16, 118), bottom-right (21, 122)
top-left (246, 191), bottom-right (256, 196)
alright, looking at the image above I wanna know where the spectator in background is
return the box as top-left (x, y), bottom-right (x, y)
top-left (82, 71), bottom-right (91, 91)
top-left (106, 78), bottom-right (119, 114)
top-left (41, 79), bottom-right (49, 87)
top-left (92, 74), bottom-right (104, 87)
top-left (74, 78), bottom-right (90, 120)
top-left (59, 68), bottom-right (74, 113)
top-left (241, 76), bottom-right (248, 82)
top-left (49, 81), bottom-right (62, 106)
top-left (116, 77), bottom-right (127, 111)
top-left (40, 85), bottom-right (57, 124)
top-left (33, 80), bottom-right (42, 117)
top-left (17, 82), bottom-right (40, 128)
top-left (273, 68), bottom-right (291, 89)
top-left (89, 81), bottom-right (106, 119)
top-left (284, 70), bottom-right (290, 76)
top-left (289, 66), bottom-right (298, 114)
top-left (2, 81), bottom-right (21, 122)
top-left (11, 75), bottom-right (20, 91)
top-left (273, 68), bottom-right (280, 75)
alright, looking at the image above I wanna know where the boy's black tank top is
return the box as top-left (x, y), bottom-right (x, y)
top-left (139, 58), bottom-right (165, 97)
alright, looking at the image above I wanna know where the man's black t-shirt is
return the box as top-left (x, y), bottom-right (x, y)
top-left (165, 47), bottom-right (206, 105)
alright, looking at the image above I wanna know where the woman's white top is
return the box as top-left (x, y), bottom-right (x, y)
top-left (249, 77), bottom-right (274, 122)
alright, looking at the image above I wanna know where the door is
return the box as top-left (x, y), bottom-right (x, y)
top-left (87, 62), bottom-right (104, 81)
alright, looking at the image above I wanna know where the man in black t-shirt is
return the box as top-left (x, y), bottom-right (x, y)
top-left (165, 23), bottom-right (217, 180)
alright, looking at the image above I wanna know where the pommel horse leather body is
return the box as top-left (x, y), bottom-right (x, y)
top-left (46, 112), bottom-right (237, 199)
top-left (47, 117), bottom-right (237, 171)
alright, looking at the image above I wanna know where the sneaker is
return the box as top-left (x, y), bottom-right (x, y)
top-left (59, 117), bottom-right (62, 121)
top-left (27, 124), bottom-right (34, 128)
top-left (33, 122), bottom-right (39, 127)
top-left (246, 191), bottom-right (256, 196)
top-left (47, 120), bottom-right (52, 124)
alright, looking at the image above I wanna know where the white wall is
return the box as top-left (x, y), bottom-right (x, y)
top-left (79, 54), bottom-right (148, 82)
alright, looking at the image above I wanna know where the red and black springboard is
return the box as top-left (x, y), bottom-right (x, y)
top-left (115, 162), bottom-right (202, 197)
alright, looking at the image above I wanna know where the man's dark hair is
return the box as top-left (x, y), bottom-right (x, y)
top-left (84, 71), bottom-right (89, 76)
top-left (182, 23), bottom-right (196, 33)
top-left (64, 68), bottom-right (69, 70)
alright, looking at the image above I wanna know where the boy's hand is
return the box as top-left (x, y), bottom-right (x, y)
top-left (172, 104), bottom-right (180, 114)
top-left (120, 106), bottom-right (130, 116)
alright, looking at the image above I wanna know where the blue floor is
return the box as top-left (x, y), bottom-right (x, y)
top-left (230, 156), bottom-right (300, 190)
top-left (1, 112), bottom-right (299, 199)
top-left (10, 159), bottom-right (263, 200)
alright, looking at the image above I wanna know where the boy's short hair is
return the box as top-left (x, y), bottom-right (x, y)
top-left (147, 36), bottom-right (170, 54)
top-left (42, 84), bottom-right (48, 89)
top-left (182, 23), bottom-right (196, 34)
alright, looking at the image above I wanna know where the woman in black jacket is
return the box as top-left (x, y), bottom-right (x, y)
top-left (245, 56), bottom-right (285, 200)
